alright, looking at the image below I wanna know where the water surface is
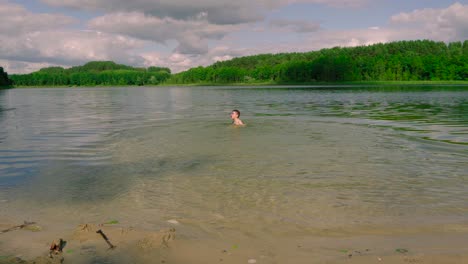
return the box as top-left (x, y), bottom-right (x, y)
top-left (0, 86), bottom-right (467, 262)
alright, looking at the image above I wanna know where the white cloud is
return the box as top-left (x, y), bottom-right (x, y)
top-left (0, 59), bottom-right (59, 74)
top-left (137, 53), bottom-right (181, 74)
top-left (303, 29), bottom-right (411, 49)
top-left (140, 46), bottom-right (257, 73)
top-left (0, 1), bottom-right (144, 72)
top-left (390, 2), bottom-right (468, 41)
top-left (212, 55), bottom-right (234, 62)
top-left (0, 0), bottom-right (77, 35)
top-left (0, 30), bottom-right (147, 66)
top-left (88, 12), bottom-right (240, 54)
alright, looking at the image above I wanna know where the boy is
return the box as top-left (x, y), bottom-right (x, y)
top-left (230, 109), bottom-right (245, 126)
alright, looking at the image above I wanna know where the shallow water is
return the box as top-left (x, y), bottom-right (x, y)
top-left (0, 86), bottom-right (467, 262)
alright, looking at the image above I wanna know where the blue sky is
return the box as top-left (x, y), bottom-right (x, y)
top-left (0, 0), bottom-right (467, 73)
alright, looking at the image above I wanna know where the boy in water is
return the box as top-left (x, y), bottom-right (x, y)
top-left (230, 109), bottom-right (245, 126)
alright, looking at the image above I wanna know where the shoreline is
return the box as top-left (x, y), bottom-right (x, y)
top-left (162, 80), bottom-right (468, 87)
top-left (7, 80), bottom-right (468, 89)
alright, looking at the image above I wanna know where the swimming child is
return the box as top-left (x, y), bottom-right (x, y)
top-left (230, 109), bottom-right (245, 126)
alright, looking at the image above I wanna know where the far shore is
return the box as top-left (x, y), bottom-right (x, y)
top-left (5, 80), bottom-right (468, 89)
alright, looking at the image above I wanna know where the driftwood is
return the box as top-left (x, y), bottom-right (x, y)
top-left (96, 229), bottom-right (116, 249)
top-left (0, 221), bottom-right (36, 234)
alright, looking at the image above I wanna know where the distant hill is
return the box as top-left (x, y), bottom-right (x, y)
top-left (11, 61), bottom-right (171, 86)
top-left (168, 40), bottom-right (468, 84)
top-left (0, 67), bottom-right (12, 87)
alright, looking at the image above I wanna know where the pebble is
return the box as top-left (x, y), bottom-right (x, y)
top-left (167, 219), bottom-right (179, 225)
top-left (248, 259), bottom-right (257, 263)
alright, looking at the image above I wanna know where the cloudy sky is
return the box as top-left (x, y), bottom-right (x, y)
top-left (1, 0), bottom-right (467, 73)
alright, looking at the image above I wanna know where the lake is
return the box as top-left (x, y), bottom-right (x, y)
top-left (0, 86), bottom-right (467, 263)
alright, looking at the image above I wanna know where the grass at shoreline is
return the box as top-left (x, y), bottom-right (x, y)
top-left (8, 80), bottom-right (468, 88)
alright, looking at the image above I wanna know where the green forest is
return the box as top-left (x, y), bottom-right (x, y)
top-left (0, 67), bottom-right (12, 87)
top-left (169, 40), bottom-right (468, 84)
top-left (10, 61), bottom-right (171, 86)
top-left (5, 40), bottom-right (468, 87)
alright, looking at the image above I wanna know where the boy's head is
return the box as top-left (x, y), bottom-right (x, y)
top-left (230, 109), bottom-right (240, 119)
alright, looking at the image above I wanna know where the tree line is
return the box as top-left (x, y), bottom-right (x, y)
top-left (4, 40), bottom-right (468, 87)
top-left (168, 40), bottom-right (468, 84)
top-left (0, 67), bottom-right (12, 87)
top-left (10, 61), bottom-right (171, 86)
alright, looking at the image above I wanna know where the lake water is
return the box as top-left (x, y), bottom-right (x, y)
top-left (0, 86), bottom-right (467, 263)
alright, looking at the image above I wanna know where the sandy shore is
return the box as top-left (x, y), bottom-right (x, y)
top-left (1, 218), bottom-right (468, 264)
top-left (0, 220), bottom-right (176, 264)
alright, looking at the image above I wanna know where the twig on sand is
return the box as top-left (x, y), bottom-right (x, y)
top-left (96, 229), bottom-right (116, 249)
top-left (0, 221), bottom-right (36, 234)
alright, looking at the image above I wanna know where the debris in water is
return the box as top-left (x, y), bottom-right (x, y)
top-left (104, 220), bottom-right (119, 225)
top-left (248, 259), bottom-right (257, 263)
top-left (96, 229), bottom-right (116, 249)
top-left (24, 225), bottom-right (42, 232)
top-left (395, 248), bottom-right (409, 254)
top-left (0, 221), bottom-right (37, 234)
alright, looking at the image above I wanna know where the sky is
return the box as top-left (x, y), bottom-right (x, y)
top-left (0, 0), bottom-right (467, 74)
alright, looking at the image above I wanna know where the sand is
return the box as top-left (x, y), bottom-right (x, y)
top-left (1, 218), bottom-right (468, 264)
top-left (0, 221), bottom-right (176, 264)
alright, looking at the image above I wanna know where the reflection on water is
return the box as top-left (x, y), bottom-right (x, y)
top-left (0, 86), bottom-right (467, 245)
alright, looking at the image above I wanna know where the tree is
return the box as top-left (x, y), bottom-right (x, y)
top-left (0, 67), bottom-right (12, 87)
top-left (170, 40), bottom-right (467, 83)
top-left (10, 61), bottom-right (171, 86)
